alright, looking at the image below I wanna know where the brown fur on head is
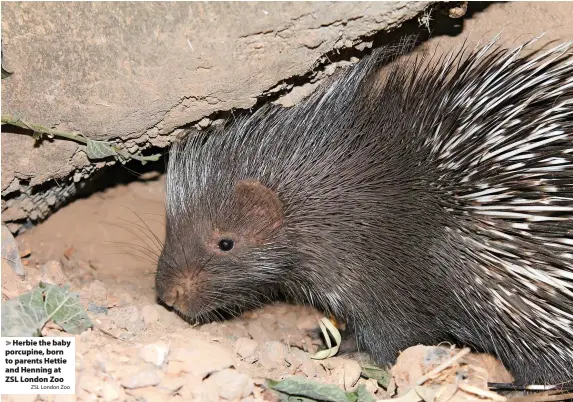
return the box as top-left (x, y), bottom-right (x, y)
top-left (156, 177), bottom-right (287, 318)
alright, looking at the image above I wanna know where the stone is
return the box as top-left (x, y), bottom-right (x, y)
top-left (87, 280), bottom-right (108, 305)
top-left (100, 380), bottom-right (124, 402)
top-left (321, 358), bottom-right (362, 391)
top-left (41, 260), bottom-right (67, 285)
top-left (258, 341), bottom-right (288, 370)
top-left (158, 375), bottom-right (187, 393)
top-left (141, 304), bottom-right (160, 326)
top-left (234, 337), bottom-right (259, 359)
top-left (140, 341), bottom-right (169, 366)
top-left (109, 305), bottom-right (146, 334)
top-left (204, 369), bottom-right (254, 400)
top-left (286, 348), bottom-right (317, 377)
top-left (170, 339), bottom-right (234, 378)
top-left (126, 386), bottom-right (170, 402)
top-left (120, 369), bottom-right (162, 389)
top-left (166, 360), bottom-right (186, 376)
top-left (1, 225), bottom-right (25, 276)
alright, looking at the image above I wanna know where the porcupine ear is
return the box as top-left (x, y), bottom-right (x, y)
top-left (233, 179), bottom-right (284, 242)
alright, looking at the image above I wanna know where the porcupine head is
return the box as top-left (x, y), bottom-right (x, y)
top-left (156, 40), bottom-right (573, 385)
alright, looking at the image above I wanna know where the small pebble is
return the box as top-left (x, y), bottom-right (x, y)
top-left (41, 260), bottom-right (67, 285)
top-left (158, 375), bottom-right (187, 393)
top-left (258, 341), bottom-right (288, 370)
top-left (17, 239), bottom-right (32, 258)
top-left (170, 339), bottom-right (234, 378)
top-left (343, 360), bottom-right (362, 390)
top-left (126, 386), bottom-right (169, 402)
top-left (1, 225), bottom-right (25, 276)
top-left (88, 280), bottom-right (108, 305)
top-left (95, 317), bottom-right (116, 332)
top-left (110, 305), bottom-right (146, 334)
top-left (286, 348), bottom-right (317, 377)
top-left (166, 360), bottom-right (186, 376)
top-left (246, 321), bottom-right (276, 343)
top-left (119, 332), bottom-right (136, 341)
top-left (226, 323), bottom-right (250, 339)
top-left (177, 376), bottom-right (206, 400)
top-left (322, 358), bottom-right (362, 391)
top-left (100, 381), bottom-right (123, 402)
top-left (1, 259), bottom-right (23, 298)
top-left (78, 373), bottom-right (103, 394)
top-left (119, 292), bottom-right (134, 305)
top-left (141, 304), bottom-right (160, 326)
top-left (205, 368), bottom-right (254, 400)
top-left (200, 322), bottom-right (227, 337)
top-left (120, 369), bottom-right (161, 389)
top-left (234, 337), bottom-right (259, 359)
top-left (87, 302), bottom-right (108, 315)
top-left (76, 389), bottom-right (98, 402)
top-left (140, 341), bottom-right (169, 366)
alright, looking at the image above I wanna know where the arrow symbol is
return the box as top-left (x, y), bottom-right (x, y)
top-left (5, 341), bottom-right (11, 346)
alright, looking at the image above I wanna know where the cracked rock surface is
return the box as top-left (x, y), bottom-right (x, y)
top-left (1, 1), bottom-right (431, 231)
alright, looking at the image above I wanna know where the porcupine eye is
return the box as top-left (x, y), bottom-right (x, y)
top-left (218, 238), bottom-right (234, 252)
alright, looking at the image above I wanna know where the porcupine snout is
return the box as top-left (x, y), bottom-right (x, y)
top-left (155, 258), bottom-right (203, 317)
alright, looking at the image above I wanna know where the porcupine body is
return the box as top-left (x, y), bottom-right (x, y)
top-left (157, 39), bottom-right (573, 385)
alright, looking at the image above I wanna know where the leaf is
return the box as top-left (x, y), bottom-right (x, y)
top-left (1, 287), bottom-right (45, 337)
top-left (1, 282), bottom-right (92, 337)
top-left (360, 363), bottom-right (392, 388)
top-left (268, 377), bottom-right (349, 402)
top-left (2, 66), bottom-right (12, 79)
top-left (355, 385), bottom-right (376, 402)
top-left (311, 317), bottom-right (342, 360)
top-left (40, 282), bottom-right (92, 334)
top-left (86, 139), bottom-right (119, 160)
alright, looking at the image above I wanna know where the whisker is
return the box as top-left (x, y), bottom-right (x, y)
top-left (118, 206), bottom-right (166, 252)
top-left (102, 251), bottom-right (158, 266)
top-left (114, 214), bottom-right (164, 254)
top-left (105, 240), bottom-right (161, 259)
top-left (102, 220), bottom-right (161, 257)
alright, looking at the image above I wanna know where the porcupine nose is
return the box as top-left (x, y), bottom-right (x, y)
top-left (162, 285), bottom-right (186, 309)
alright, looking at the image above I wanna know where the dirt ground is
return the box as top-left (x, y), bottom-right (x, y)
top-left (2, 2), bottom-right (573, 402)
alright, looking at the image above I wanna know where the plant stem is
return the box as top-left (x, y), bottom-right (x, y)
top-left (1, 114), bottom-right (88, 144)
top-left (1, 114), bottom-right (161, 163)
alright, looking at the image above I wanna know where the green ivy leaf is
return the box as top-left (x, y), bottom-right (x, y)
top-left (1, 282), bottom-right (93, 337)
top-left (355, 385), bottom-right (376, 402)
top-left (39, 282), bottom-right (92, 334)
top-left (361, 363), bottom-right (392, 388)
top-left (86, 139), bottom-right (119, 160)
top-left (268, 377), bottom-right (350, 402)
top-left (1, 287), bottom-right (45, 337)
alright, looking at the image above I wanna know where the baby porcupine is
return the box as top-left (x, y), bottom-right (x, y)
top-left (156, 38), bottom-right (573, 385)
